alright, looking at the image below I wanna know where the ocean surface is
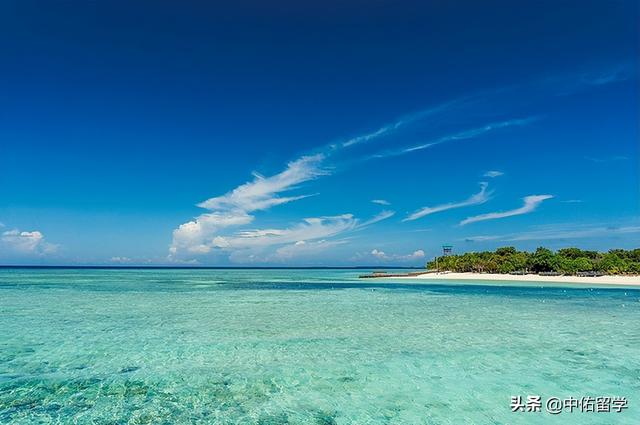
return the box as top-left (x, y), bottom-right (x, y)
top-left (0, 268), bottom-right (638, 424)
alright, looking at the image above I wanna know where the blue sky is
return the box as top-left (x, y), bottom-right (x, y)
top-left (1, 1), bottom-right (638, 265)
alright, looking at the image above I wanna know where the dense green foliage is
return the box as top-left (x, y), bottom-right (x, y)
top-left (426, 247), bottom-right (640, 275)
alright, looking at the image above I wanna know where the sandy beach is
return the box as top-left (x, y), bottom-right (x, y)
top-left (393, 272), bottom-right (640, 286)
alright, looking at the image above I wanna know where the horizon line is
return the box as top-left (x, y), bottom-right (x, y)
top-left (0, 265), bottom-right (423, 270)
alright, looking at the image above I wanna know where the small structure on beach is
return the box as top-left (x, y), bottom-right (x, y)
top-left (359, 271), bottom-right (428, 278)
top-left (442, 245), bottom-right (453, 256)
top-left (576, 271), bottom-right (605, 277)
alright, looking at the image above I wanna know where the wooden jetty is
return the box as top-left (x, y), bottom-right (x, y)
top-left (359, 270), bottom-right (431, 278)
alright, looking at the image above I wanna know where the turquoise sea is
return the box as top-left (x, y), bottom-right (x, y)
top-left (0, 268), bottom-right (638, 424)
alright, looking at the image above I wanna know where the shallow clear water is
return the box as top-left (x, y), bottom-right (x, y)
top-left (0, 268), bottom-right (638, 424)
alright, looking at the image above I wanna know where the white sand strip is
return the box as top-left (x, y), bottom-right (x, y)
top-left (391, 272), bottom-right (640, 286)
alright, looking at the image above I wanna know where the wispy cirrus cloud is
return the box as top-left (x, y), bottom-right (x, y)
top-left (464, 223), bottom-right (640, 243)
top-left (483, 170), bottom-right (504, 178)
top-left (545, 63), bottom-right (634, 96)
top-left (272, 239), bottom-right (349, 261)
top-left (371, 199), bottom-right (390, 206)
top-left (171, 66), bottom-right (623, 263)
top-left (404, 182), bottom-right (491, 222)
top-left (217, 208), bottom-right (394, 255)
top-left (584, 155), bottom-right (628, 163)
top-left (341, 99), bottom-right (461, 148)
top-left (197, 154), bottom-right (327, 211)
top-left (578, 66), bottom-right (632, 87)
top-left (371, 117), bottom-right (538, 159)
top-left (210, 214), bottom-right (357, 251)
top-left (357, 210), bottom-right (395, 228)
top-left (343, 64), bottom-right (629, 155)
top-left (460, 194), bottom-right (553, 226)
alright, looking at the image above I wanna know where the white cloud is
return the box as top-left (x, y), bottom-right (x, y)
top-left (579, 67), bottom-right (631, 86)
top-left (483, 170), bottom-right (504, 178)
top-left (460, 194), bottom-right (553, 226)
top-left (172, 206), bottom-right (394, 262)
top-left (210, 215), bottom-right (357, 251)
top-left (370, 248), bottom-right (425, 262)
top-left (170, 142), bottom-right (397, 260)
top-left (170, 211), bottom-right (254, 255)
top-left (404, 182), bottom-right (491, 222)
top-left (371, 199), bottom-right (390, 206)
top-left (342, 100), bottom-right (460, 148)
top-left (371, 117), bottom-right (537, 159)
top-left (584, 155), bottom-right (628, 163)
top-left (169, 100), bottom-right (541, 262)
top-left (343, 126), bottom-right (393, 148)
top-left (272, 239), bottom-right (348, 261)
top-left (357, 210), bottom-right (395, 228)
top-left (110, 256), bottom-right (132, 263)
top-left (509, 225), bottom-right (640, 241)
top-left (464, 223), bottom-right (640, 243)
top-left (197, 154), bottom-right (326, 211)
top-left (1, 228), bottom-right (57, 255)
top-left (170, 155), bottom-right (327, 257)
top-left (405, 118), bottom-right (536, 154)
top-left (370, 249), bottom-right (386, 259)
top-left (409, 249), bottom-right (426, 260)
top-left (463, 235), bottom-right (502, 242)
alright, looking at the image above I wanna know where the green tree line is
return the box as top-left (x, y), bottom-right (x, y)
top-left (426, 247), bottom-right (640, 275)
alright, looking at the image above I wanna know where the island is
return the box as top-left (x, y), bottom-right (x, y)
top-left (364, 247), bottom-right (640, 286)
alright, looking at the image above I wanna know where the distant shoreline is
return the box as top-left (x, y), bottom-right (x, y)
top-left (391, 272), bottom-right (640, 286)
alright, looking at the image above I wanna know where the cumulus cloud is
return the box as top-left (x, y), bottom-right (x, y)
top-left (483, 170), bottom-right (504, 178)
top-left (460, 195), bottom-right (553, 226)
top-left (370, 248), bottom-right (425, 262)
top-left (404, 182), bottom-right (491, 222)
top-left (1, 228), bottom-right (57, 255)
top-left (170, 211), bottom-right (254, 255)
